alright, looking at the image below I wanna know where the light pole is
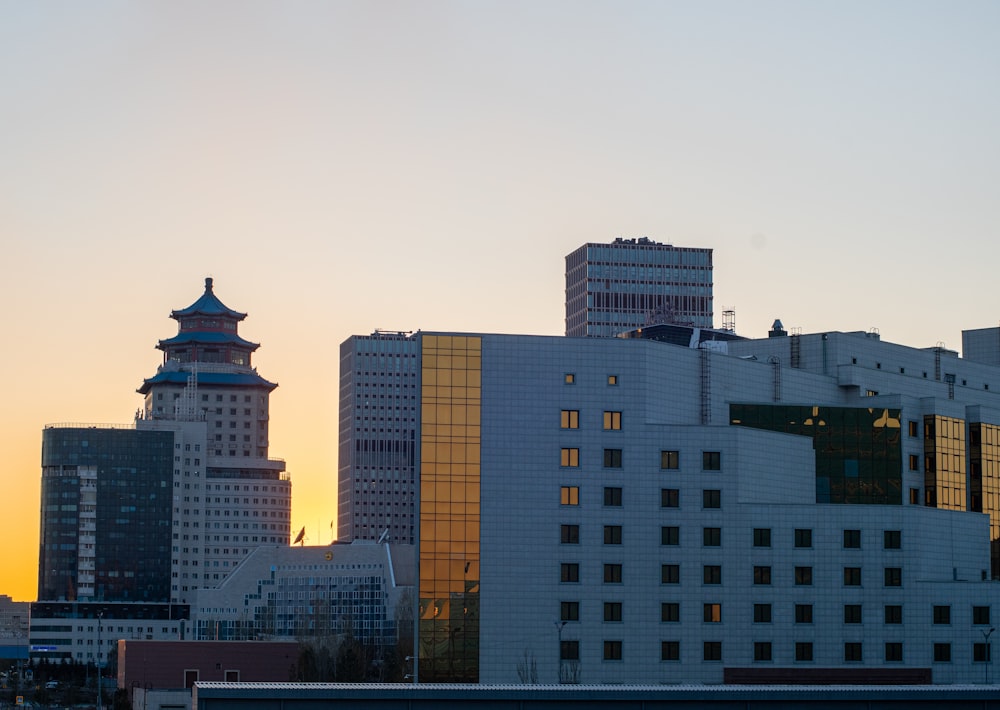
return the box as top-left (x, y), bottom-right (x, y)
top-left (983, 627), bottom-right (995, 684)
top-left (554, 621), bottom-right (566, 684)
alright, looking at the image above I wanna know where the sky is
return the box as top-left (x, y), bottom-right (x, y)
top-left (2, 1), bottom-right (999, 602)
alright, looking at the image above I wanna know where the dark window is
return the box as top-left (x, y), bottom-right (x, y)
top-left (560, 640), bottom-right (579, 660)
top-left (975, 643), bottom-right (992, 662)
top-left (794, 528), bottom-right (812, 548)
top-left (560, 601), bottom-right (579, 621)
top-left (703, 565), bottom-right (722, 585)
top-left (884, 605), bottom-right (903, 624)
top-left (661, 602), bottom-right (680, 622)
top-left (753, 566), bottom-right (771, 585)
top-left (795, 604), bottom-right (813, 624)
top-left (933, 605), bottom-right (951, 624)
top-left (908, 420), bottom-right (919, 437)
top-left (661, 526), bottom-right (680, 545)
top-left (934, 643), bottom-right (951, 662)
top-left (703, 641), bottom-right (722, 661)
top-left (661, 488), bottom-right (679, 508)
top-left (661, 641), bottom-right (680, 661)
top-left (885, 642), bottom-right (903, 662)
top-left (843, 529), bottom-right (861, 548)
top-left (795, 642), bottom-right (813, 661)
top-left (910, 488), bottom-right (920, 504)
top-left (844, 642), bottom-right (863, 662)
top-left (754, 642), bottom-right (772, 662)
top-left (794, 566), bottom-right (812, 586)
top-left (604, 487), bottom-right (622, 507)
top-left (604, 564), bottom-right (622, 584)
top-left (603, 602), bottom-right (622, 622)
top-left (844, 567), bottom-right (862, 586)
top-left (703, 603), bottom-right (721, 623)
top-left (660, 450), bottom-right (680, 470)
top-left (753, 528), bottom-right (771, 547)
top-left (884, 567), bottom-right (902, 587)
top-left (603, 448), bottom-right (623, 468)
top-left (703, 527), bottom-right (721, 546)
top-left (703, 451), bottom-right (721, 470)
top-left (884, 530), bottom-right (901, 549)
top-left (560, 525), bottom-right (579, 544)
top-left (661, 564), bottom-right (680, 584)
top-left (603, 640), bottom-right (622, 660)
top-left (909, 454), bottom-right (919, 471)
top-left (560, 563), bottom-right (579, 583)
top-left (702, 489), bottom-right (721, 509)
top-left (844, 604), bottom-right (862, 624)
top-left (974, 606), bottom-right (991, 625)
top-left (603, 525), bottom-right (622, 545)
top-left (753, 603), bottom-right (771, 623)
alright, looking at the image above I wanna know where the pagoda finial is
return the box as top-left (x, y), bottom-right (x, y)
top-left (205, 277), bottom-right (214, 293)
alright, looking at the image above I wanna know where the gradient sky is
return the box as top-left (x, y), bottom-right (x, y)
top-left (2, 1), bottom-right (999, 601)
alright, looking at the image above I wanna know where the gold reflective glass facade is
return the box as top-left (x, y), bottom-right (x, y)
top-left (418, 335), bottom-right (481, 682)
top-left (923, 415), bottom-right (967, 511)
top-left (969, 423), bottom-right (1000, 578)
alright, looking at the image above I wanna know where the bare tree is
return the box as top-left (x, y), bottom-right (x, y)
top-left (515, 649), bottom-right (538, 684)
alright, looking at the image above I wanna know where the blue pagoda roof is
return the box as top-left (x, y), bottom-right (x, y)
top-left (157, 331), bottom-right (260, 351)
top-left (138, 371), bottom-right (277, 394)
top-left (170, 278), bottom-right (247, 320)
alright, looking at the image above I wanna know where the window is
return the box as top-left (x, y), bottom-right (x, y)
top-left (703, 641), bottom-right (722, 661)
top-left (703, 565), bottom-right (722, 585)
top-left (661, 602), bottom-right (680, 622)
top-left (753, 604), bottom-right (772, 623)
top-left (560, 640), bottom-right (579, 660)
top-left (702, 489), bottom-right (721, 509)
top-left (660, 450), bottom-right (680, 470)
top-left (844, 567), bottom-right (862, 586)
top-left (908, 420), bottom-right (919, 437)
top-left (975, 643), bottom-right (992, 662)
top-left (603, 411), bottom-right (622, 430)
top-left (560, 486), bottom-right (579, 506)
top-left (910, 488), bottom-right (920, 504)
top-left (794, 529), bottom-right (812, 548)
top-left (754, 642), bottom-right (772, 662)
top-left (564, 373), bottom-right (575, 385)
top-left (607, 375), bottom-right (618, 386)
top-left (560, 525), bottom-right (579, 544)
top-left (560, 563), bottom-right (579, 583)
top-left (703, 527), bottom-right (721, 546)
top-left (560, 448), bottom-right (579, 467)
top-left (844, 604), bottom-right (862, 624)
top-left (883, 642), bottom-right (903, 662)
top-left (702, 451), bottom-right (721, 470)
top-left (843, 529), bottom-right (861, 548)
top-left (753, 528), bottom-right (771, 547)
top-left (909, 454), bottom-right (919, 471)
top-left (933, 605), bottom-right (951, 624)
top-left (660, 488), bottom-right (679, 508)
top-left (794, 566), bottom-right (812, 586)
top-left (604, 564), bottom-right (622, 583)
top-left (753, 566), bottom-right (771, 585)
top-left (884, 530), bottom-right (901, 549)
top-left (661, 641), bottom-right (680, 661)
top-left (795, 604), bottom-right (813, 624)
top-left (560, 410), bottom-right (579, 429)
top-left (661, 564), bottom-right (680, 584)
top-left (603, 640), bottom-right (623, 660)
top-left (974, 606), bottom-right (991, 625)
top-left (885, 605), bottom-right (903, 624)
top-left (884, 567), bottom-right (902, 587)
top-left (603, 525), bottom-right (622, 545)
top-left (703, 603), bottom-right (721, 622)
top-left (560, 601), bottom-right (579, 621)
top-left (934, 643), bottom-right (951, 662)
top-left (795, 642), bottom-right (813, 661)
top-left (603, 449), bottom-right (623, 468)
top-left (604, 487), bottom-right (622, 507)
top-left (604, 602), bottom-right (623, 622)
top-left (844, 642), bottom-right (863, 662)
top-left (661, 526), bottom-right (679, 546)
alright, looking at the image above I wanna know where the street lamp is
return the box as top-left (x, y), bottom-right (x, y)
top-left (983, 627), bottom-right (995, 684)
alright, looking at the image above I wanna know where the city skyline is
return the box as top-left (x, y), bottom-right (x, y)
top-left (3, 1), bottom-right (999, 601)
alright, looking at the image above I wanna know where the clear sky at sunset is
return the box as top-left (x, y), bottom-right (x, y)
top-left (2, 1), bottom-right (999, 601)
